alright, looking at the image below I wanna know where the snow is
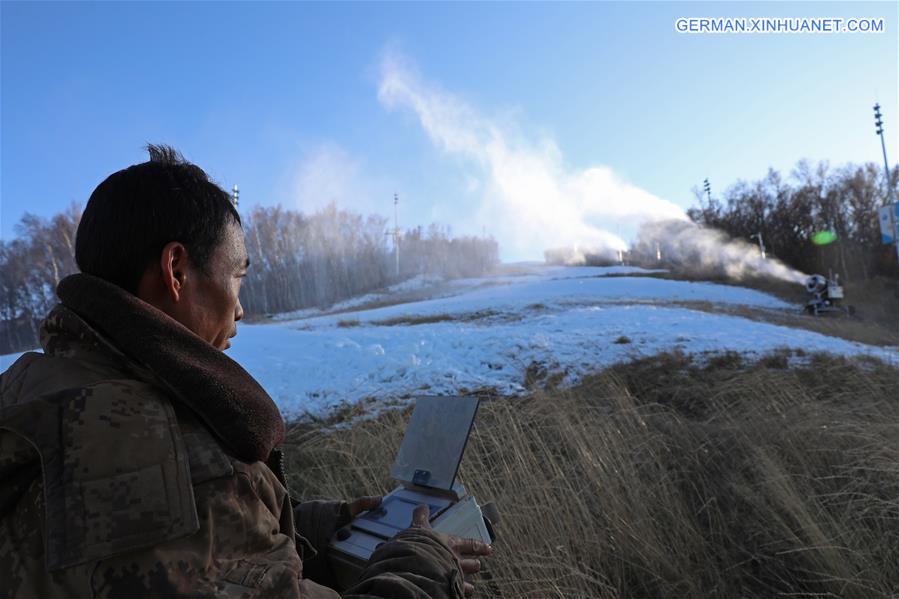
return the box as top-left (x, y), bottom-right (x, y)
top-left (3, 265), bottom-right (897, 419)
top-left (230, 266), bottom-right (894, 418)
top-left (270, 274), bottom-right (446, 321)
top-left (295, 265), bottom-right (791, 330)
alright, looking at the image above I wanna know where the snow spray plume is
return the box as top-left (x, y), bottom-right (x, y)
top-left (377, 51), bottom-right (685, 262)
top-left (544, 245), bottom-right (622, 266)
top-left (378, 51), bottom-right (808, 285)
top-left (633, 220), bottom-right (808, 284)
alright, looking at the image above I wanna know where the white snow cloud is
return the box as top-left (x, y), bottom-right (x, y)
top-left (376, 50), bottom-right (809, 284)
top-left (291, 142), bottom-right (387, 217)
top-left (637, 220), bottom-right (808, 284)
top-left (377, 50), bottom-right (687, 261)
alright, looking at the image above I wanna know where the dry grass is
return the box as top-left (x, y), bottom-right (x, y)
top-left (371, 310), bottom-right (518, 327)
top-left (601, 269), bottom-right (899, 347)
top-left (334, 312), bottom-right (495, 329)
top-left (373, 313), bottom-right (460, 327)
top-left (841, 276), bottom-right (899, 332)
top-left (283, 352), bottom-right (899, 598)
top-left (669, 300), bottom-right (899, 348)
top-left (597, 270), bottom-right (807, 305)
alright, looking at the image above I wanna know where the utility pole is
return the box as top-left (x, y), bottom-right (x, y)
top-left (874, 103), bottom-right (895, 205)
top-left (231, 185), bottom-right (240, 209)
top-left (750, 232), bottom-right (766, 259)
top-left (386, 193), bottom-right (400, 278)
top-left (874, 103), bottom-right (899, 263)
top-left (703, 178), bottom-right (712, 205)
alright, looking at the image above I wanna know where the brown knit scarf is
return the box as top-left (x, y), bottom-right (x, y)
top-left (55, 273), bottom-right (285, 462)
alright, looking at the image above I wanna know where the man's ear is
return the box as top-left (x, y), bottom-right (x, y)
top-left (159, 241), bottom-right (190, 302)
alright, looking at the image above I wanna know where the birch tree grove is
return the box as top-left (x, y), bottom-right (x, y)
top-left (239, 203), bottom-right (499, 316)
top-left (0, 202), bottom-right (499, 353)
top-left (0, 203), bottom-right (80, 352)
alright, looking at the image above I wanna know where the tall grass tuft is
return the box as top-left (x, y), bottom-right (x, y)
top-left (283, 351), bottom-right (899, 598)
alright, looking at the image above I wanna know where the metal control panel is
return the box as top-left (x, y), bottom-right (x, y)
top-left (328, 396), bottom-right (494, 589)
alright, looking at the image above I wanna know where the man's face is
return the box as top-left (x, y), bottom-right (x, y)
top-left (180, 220), bottom-right (248, 350)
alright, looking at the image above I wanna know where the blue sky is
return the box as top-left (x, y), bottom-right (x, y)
top-left (2, 1), bottom-right (896, 260)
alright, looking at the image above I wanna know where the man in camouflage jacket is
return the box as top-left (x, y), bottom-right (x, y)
top-left (0, 146), bottom-right (489, 598)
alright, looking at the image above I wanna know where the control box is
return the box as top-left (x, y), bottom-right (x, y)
top-left (328, 395), bottom-right (496, 589)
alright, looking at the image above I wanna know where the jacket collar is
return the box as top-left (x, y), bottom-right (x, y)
top-left (48, 273), bottom-right (285, 463)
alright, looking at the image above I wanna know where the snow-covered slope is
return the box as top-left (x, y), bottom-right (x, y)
top-left (233, 266), bottom-right (894, 418)
top-left (3, 266), bottom-right (896, 419)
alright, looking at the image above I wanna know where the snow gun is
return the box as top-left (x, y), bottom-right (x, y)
top-left (804, 272), bottom-right (854, 316)
top-left (328, 395), bottom-right (499, 589)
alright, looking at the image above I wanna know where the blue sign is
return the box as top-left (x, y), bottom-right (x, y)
top-left (880, 203), bottom-right (899, 244)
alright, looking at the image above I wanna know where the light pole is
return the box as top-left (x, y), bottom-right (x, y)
top-left (874, 103), bottom-right (895, 205)
top-left (385, 193), bottom-right (401, 278)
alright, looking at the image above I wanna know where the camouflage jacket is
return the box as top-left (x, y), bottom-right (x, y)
top-left (0, 274), bottom-right (465, 599)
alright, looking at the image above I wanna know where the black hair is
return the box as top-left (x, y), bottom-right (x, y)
top-left (75, 144), bottom-right (241, 294)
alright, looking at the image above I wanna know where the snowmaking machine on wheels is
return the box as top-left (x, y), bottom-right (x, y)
top-left (804, 273), bottom-right (855, 316)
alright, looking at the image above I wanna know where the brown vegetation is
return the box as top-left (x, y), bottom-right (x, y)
top-left (371, 310), bottom-right (513, 327)
top-left (284, 352), bottom-right (899, 598)
top-left (670, 299), bottom-right (899, 348)
top-left (594, 269), bottom-right (899, 347)
top-left (373, 313), bottom-right (458, 327)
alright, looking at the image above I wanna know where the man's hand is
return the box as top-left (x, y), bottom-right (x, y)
top-left (348, 495), bottom-right (382, 517)
top-left (410, 504), bottom-right (492, 597)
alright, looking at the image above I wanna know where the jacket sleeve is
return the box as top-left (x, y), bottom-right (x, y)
top-left (344, 528), bottom-right (465, 599)
top-left (89, 463), bottom-right (463, 599)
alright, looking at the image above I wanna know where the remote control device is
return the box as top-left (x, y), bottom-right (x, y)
top-left (328, 395), bottom-right (497, 589)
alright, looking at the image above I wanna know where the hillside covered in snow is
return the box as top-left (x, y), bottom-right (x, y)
top-left (3, 265), bottom-right (896, 420)
top-left (229, 265), bottom-right (897, 418)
